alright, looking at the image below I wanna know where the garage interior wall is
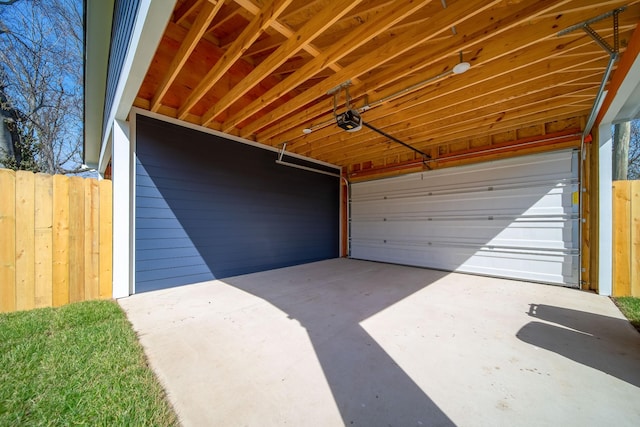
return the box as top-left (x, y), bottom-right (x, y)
top-left (134, 114), bottom-right (340, 292)
top-left (350, 150), bottom-right (580, 286)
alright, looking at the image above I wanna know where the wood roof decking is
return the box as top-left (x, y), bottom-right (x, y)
top-left (134, 0), bottom-right (640, 177)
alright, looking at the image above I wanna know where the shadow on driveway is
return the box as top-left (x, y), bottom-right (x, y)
top-left (224, 262), bottom-right (455, 426)
top-left (517, 304), bottom-right (640, 388)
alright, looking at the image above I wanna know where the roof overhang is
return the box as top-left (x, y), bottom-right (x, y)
top-left (597, 20), bottom-right (640, 125)
top-left (83, 0), bottom-right (115, 169)
top-left (84, 0), bottom-right (176, 172)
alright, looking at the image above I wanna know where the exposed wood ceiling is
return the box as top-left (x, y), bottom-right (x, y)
top-left (135, 0), bottom-right (640, 178)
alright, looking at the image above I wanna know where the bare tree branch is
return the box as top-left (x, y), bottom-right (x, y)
top-left (0, 0), bottom-right (84, 174)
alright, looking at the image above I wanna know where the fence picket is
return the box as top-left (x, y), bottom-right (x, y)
top-left (1, 169), bottom-right (112, 312)
top-left (0, 169), bottom-right (16, 313)
top-left (612, 180), bottom-right (640, 297)
top-left (84, 179), bottom-right (100, 299)
top-left (52, 175), bottom-right (70, 307)
top-left (99, 180), bottom-right (113, 299)
top-left (68, 177), bottom-right (85, 303)
top-left (34, 173), bottom-right (53, 308)
top-left (15, 171), bottom-right (35, 311)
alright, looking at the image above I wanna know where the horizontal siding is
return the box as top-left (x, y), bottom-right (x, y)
top-left (135, 115), bottom-right (339, 292)
top-left (103, 0), bottom-right (141, 137)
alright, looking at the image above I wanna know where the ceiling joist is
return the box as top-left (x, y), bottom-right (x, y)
top-left (135, 0), bottom-right (640, 177)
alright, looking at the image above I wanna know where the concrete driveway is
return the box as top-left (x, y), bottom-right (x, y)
top-left (119, 259), bottom-right (640, 426)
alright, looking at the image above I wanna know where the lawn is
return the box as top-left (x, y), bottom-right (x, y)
top-left (0, 300), bottom-right (178, 426)
top-left (614, 296), bottom-right (640, 333)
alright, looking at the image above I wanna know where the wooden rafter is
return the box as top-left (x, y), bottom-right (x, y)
top-left (255, 2), bottom-right (627, 143)
top-left (238, 0), bottom-right (523, 138)
top-left (288, 50), bottom-right (603, 150)
top-left (315, 84), bottom-right (598, 163)
top-left (272, 41), bottom-right (608, 149)
top-left (292, 74), bottom-right (600, 164)
top-left (220, 0), bottom-right (433, 132)
top-left (174, 0), bottom-right (205, 25)
top-left (200, 0), bottom-right (366, 126)
top-left (336, 100), bottom-right (593, 166)
top-left (177, 0), bottom-right (294, 119)
top-left (135, 0), bottom-right (639, 177)
top-left (233, 0), bottom-right (344, 73)
top-left (151, 0), bottom-right (224, 112)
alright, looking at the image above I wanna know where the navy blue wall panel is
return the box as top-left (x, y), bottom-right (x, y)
top-left (103, 0), bottom-right (141, 137)
top-left (135, 115), bottom-right (340, 292)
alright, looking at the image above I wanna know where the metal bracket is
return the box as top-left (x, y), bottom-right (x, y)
top-left (275, 142), bottom-right (341, 178)
top-left (558, 7), bottom-right (626, 140)
top-left (278, 142), bottom-right (287, 162)
top-left (329, 81), bottom-right (355, 117)
top-left (326, 80), bottom-right (352, 96)
top-left (557, 7), bottom-right (625, 56)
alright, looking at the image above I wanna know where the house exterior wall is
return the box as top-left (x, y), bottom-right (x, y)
top-left (103, 0), bottom-right (141, 139)
top-left (134, 114), bottom-right (340, 292)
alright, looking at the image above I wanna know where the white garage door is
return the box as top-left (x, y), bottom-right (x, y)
top-left (350, 150), bottom-right (580, 286)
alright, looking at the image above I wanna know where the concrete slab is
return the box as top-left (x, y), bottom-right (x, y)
top-left (119, 259), bottom-right (640, 427)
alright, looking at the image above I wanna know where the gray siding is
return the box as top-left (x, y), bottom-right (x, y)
top-left (135, 115), bottom-right (340, 292)
top-left (103, 0), bottom-right (141, 137)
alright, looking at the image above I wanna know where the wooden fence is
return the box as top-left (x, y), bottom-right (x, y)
top-left (0, 169), bottom-right (112, 313)
top-left (613, 180), bottom-right (640, 297)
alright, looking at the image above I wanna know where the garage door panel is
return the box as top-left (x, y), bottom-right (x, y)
top-left (351, 242), bottom-right (577, 284)
top-left (350, 150), bottom-right (579, 286)
top-left (352, 152), bottom-right (574, 189)
top-left (351, 185), bottom-right (572, 217)
top-left (352, 221), bottom-right (575, 250)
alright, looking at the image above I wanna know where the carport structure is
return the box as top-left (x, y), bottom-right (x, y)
top-left (84, 0), bottom-right (640, 297)
top-left (83, 2), bottom-right (640, 424)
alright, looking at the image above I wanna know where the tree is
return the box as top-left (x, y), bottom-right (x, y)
top-left (0, 0), bottom-right (84, 174)
top-left (629, 119), bottom-right (640, 180)
top-left (613, 121), bottom-right (630, 180)
top-left (612, 119), bottom-right (640, 181)
top-left (0, 83), bottom-right (19, 165)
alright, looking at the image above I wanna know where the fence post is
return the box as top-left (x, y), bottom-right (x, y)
top-left (99, 180), bottom-right (113, 299)
top-left (632, 181), bottom-right (640, 296)
top-left (613, 182), bottom-right (631, 296)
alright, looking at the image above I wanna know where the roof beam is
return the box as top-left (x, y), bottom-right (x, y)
top-left (200, 0), bottom-right (365, 126)
top-left (238, 0), bottom-right (509, 138)
top-left (233, 0), bottom-right (344, 73)
top-left (177, 0), bottom-right (294, 120)
top-left (174, 0), bottom-right (204, 25)
top-left (316, 82), bottom-right (599, 163)
top-left (323, 103), bottom-right (592, 167)
top-left (305, 71), bottom-right (602, 162)
top-left (334, 100), bottom-right (592, 166)
top-left (290, 47), bottom-right (606, 152)
top-left (151, 0), bottom-right (223, 112)
top-left (289, 54), bottom-right (606, 159)
top-left (256, 1), bottom-right (621, 143)
top-left (207, 4), bottom-right (246, 36)
top-left (220, 0), bottom-right (433, 132)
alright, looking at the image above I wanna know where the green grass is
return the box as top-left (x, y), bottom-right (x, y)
top-left (0, 300), bottom-right (178, 426)
top-left (614, 296), bottom-right (640, 333)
